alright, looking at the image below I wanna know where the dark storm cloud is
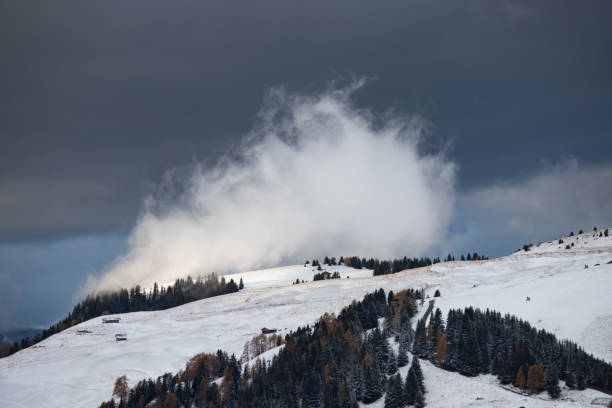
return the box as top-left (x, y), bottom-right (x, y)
top-left (2, 0), bottom-right (612, 331)
top-left (1, 0), bottom-right (612, 242)
top-left (446, 160), bottom-right (612, 258)
top-left (0, 234), bottom-right (126, 330)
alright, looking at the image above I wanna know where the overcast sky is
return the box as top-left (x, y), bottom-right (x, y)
top-left (1, 0), bottom-right (611, 330)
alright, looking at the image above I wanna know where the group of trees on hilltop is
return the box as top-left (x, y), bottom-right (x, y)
top-left (569, 227), bottom-right (610, 237)
top-left (412, 307), bottom-right (612, 397)
top-left (306, 253), bottom-right (488, 278)
top-left (325, 254), bottom-right (486, 277)
top-left (313, 271), bottom-right (340, 281)
top-left (100, 288), bottom-right (427, 408)
top-left (341, 256), bottom-right (436, 275)
top-left (0, 274), bottom-right (243, 359)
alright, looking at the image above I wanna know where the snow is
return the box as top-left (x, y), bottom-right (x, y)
top-left (428, 253), bottom-right (612, 362)
top-left (522, 229), bottom-right (612, 255)
top-left (0, 231), bottom-right (611, 407)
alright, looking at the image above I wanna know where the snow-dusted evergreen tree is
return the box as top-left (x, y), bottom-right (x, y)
top-left (369, 328), bottom-right (389, 373)
top-left (386, 348), bottom-right (398, 375)
top-left (413, 318), bottom-right (427, 357)
top-left (304, 373), bottom-right (321, 408)
top-left (383, 307), bottom-right (394, 336)
top-left (384, 374), bottom-right (404, 408)
top-left (546, 368), bottom-right (561, 399)
top-left (397, 342), bottom-right (409, 367)
top-left (404, 367), bottom-right (419, 405)
top-left (576, 368), bottom-right (586, 390)
top-left (411, 356), bottom-right (425, 392)
top-left (361, 353), bottom-right (383, 403)
top-left (565, 371), bottom-right (575, 389)
top-left (414, 389), bottom-right (425, 408)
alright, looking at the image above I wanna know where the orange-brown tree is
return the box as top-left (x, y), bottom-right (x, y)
top-left (526, 364), bottom-right (546, 393)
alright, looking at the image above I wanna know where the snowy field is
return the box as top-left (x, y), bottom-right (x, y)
top-left (0, 232), bottom-right (611, 407)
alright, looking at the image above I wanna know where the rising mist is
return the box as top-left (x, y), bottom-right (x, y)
top-left (90, 83), bottom-right (457, 291)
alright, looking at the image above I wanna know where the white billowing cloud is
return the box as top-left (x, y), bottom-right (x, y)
top-left (91, 84), bottom-right (456, 291)
top-left (449, 160), bottom-right (612, 256)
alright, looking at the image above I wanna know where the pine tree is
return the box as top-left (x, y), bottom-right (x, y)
top-left (546, 369), bottom-right (561, 399)
top-left (414, 389), bottom-right (425, 408)
top-left (404, 368), bottom-right (419, 405)
top-left (239, 278), bottom-right (244, 290)
top-left (564, 372), bottom-right (575, 389)
top-left (576, 368), bottom-right (586, 390)
top-left (413, 319), bottom-right (427, 357)
top-left (515, 365), bottom-right (526, 390)
top-left (387, 349), bottom-right (398, 375)
top-left (397, 343), bottom-right (409, 367)
top-left (361, 353), bottom-right (383, 403)
top-left (366, 303), bottom-right (379, 330)
top-left (304, 373), bottom-right (321, 408)
top-left (384, 374), bottom-right (404, 408)
top-left (383, 308), bottom-right (394, 336)
top-left (458, 328), bottom-right (480, 376)
top-left (411, 355), bottom-right (425, 392)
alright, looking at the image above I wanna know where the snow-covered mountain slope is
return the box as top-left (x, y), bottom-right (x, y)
top-left (1, 232), bottom-right (611, 407)
top-left (519, 229), bottom-right (612, 255)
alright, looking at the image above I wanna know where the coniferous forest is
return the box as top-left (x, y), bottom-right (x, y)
top-left (99, 287), bottom-right (612, 408)
top-left (99, 288), bottom-right (425, 408)
top-left (413, 307), bottom-right (612, 395)
top-left (0, 273), bottom-right (242, 359)
top-left (315, 254), bottom-right (488, 277)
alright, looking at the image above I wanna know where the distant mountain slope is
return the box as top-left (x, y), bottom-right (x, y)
top-left (0, 230), bottom-right (610, 407)
top-left (523, 228), bottom-right (610, 254)
top-left (0, 328), bottom-right (42, 345)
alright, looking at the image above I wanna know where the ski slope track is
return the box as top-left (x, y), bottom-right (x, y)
top-left (1, 230), bottom-right (611, 407)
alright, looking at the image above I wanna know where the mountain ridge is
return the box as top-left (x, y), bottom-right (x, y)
top-left (1, 229), bottom-right (611, 407)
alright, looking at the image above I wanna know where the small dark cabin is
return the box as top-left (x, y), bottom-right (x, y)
top-left (261, 327), bottom-right (277, 334)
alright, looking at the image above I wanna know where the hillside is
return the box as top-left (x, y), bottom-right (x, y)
top-left (0, 231), bottom-right (611, 407)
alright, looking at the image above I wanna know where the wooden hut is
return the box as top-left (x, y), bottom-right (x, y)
top-left (261, 327), bottom-right (277, 334)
